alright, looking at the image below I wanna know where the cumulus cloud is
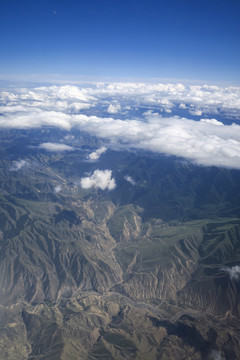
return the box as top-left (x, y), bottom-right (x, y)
top-left (200, 119), bottom-right (224, 126)
top-left (189, 108), bottom-right (203, 116)
top-left (80, 169), bottom-right (116, 190)
top-left (210, 350), bottom-right (225, 360)
top-left (88, 146), bottom-right (107, 160)
top-left (221, 265), bottom-right (240, 280)
top-left (69, 102), bottom-right (93, 111)
top-left (107, 103), bottom-right (121, 114)
top-left (10, 159), bottom-right (27, 171)
top-left (124, 175), bottom-right (136, 185)
top-left (36, 85), bottom-right (90, 102)
top-left (54, 185), bottom-right (62, 193)
top-left (1, 83), bottom-right (240, 169)
top-left (179, 103), bottom-right (187, 109)
top-left (64, 134), bottom-right (75, 140)
top-left (39, 142), bottom-right (74, 152)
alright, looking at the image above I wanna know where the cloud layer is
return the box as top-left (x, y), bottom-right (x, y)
top-left (1, 82), bottom-right (240, 169)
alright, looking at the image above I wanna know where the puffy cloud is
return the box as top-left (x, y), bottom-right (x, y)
top-left (124, 175), bottom-right (136, 185)
top-left (200, 119), bottom-right (223, 126)
top-left (179, 103), bottom-right (187, 109)
top-left (39, 142), bottom-right (74, 152)
top-left (10, 159), bottom-right (27, 171)
top-left (107, 103), bottom-right (121, 114)
top-left (64, 134), bottom-right (75, 140)
top-left (33, 85), bottom-right (90, 102)
top-left (80, 170), bottom-right (116, 190)
top-left (189, 108), bottom-right (203, 116)
top-left (221, 265), bottom-right (240, 280)
top-left (54, 185), bottom-right (62, 193)
top-left (88, 146), bottom-right (107, 160)
top-left (210, 350), bottom-right (225, 360)
top-left (0, 111), bottom-right (72, 130)
top-left (70, 102), bottom-right (92, 111)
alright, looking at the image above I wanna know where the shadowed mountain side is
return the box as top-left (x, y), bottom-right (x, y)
top-left (0, 197), bottom-right (122, 305)
top-left (1, 292), bottom-right (239, 360)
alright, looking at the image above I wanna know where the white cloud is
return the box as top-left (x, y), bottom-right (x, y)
top-left (221, 265), bottom-right (240, 280)
top-left (10, 159), bottom-right (27, 171)
top-left (0, 111), bottom-right (72, 130)
top-left (70, 113), bottom-right (240, 169)
top-left (2, 83), bottom-right (240, 118)
top-left (39, 142), bottom-right (74, 152)
top-left (2, 111), bottom-right (240, 169)
top-left (80, 169), bottom-right (116, 190)
top-left (210, 350), bottom-right (225, 360)
top-left (36, 85), bottom-right (89, 102)
top-left (54, 185), bottom-right (62, 193)
top-left (88, 146), bottom-right (107, 160)
top-left (0, 85), bottom-right (95, 118)
top-left (88, 82), bottom-right (240, 114)
top-left (179, 103), bottom-right (187, 109)
top-left (200, 119), bottom-right (224, 126)
top-left (107, 103), bottom-right (121, 114)
top-left (189, 108), bottom-right (203, 116)
top-left (124, 175), bottom-right (136, 185)
top-left (70, 102), bottom-right (92, 111)
top-left (64, 134), bottom-right (75, 140)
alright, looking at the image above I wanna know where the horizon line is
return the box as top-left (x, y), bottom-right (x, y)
top-left (0, 73), bottom-right (239, 87)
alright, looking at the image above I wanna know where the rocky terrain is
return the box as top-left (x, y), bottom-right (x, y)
top-left (0, 128), bottom-right (240, 359)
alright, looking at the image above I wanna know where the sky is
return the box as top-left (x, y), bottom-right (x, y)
top-left (0, 0), bottom-right (240, 83)
top-left (1, 1), bottom-right (240, 171)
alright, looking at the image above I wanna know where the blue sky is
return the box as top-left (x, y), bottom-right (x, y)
top-left (0, 0), bottom-right (240, 83)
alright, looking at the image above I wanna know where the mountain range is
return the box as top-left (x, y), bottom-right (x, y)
top-left (0, 128), bottom-right (240, 359)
